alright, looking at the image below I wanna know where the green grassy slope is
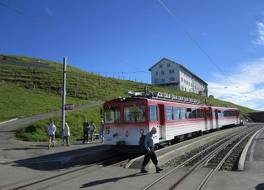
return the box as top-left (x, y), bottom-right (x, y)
top-left (0, 82), bottom-right (87, 121)
top-left (0, 54), bottom-right (254, 114)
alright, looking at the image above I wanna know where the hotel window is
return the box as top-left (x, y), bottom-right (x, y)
top-left (169, 69), bottom-right (175, 74)
top-left (167, 63), bottom-right (171, 67)
top-left (161, 70), bottom-right (165, 75)
top-left (159, 65), bottom-right (163, 68)
top-left (156, 71), bottom-right (158, 76)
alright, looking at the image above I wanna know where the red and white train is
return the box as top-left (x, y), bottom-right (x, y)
top-left (102, 92), bottom-right (240, 148)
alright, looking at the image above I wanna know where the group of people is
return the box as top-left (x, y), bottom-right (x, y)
top-left (83, 119), bottom-right (105, 144)
top-left (47, 121), bottom-right (71, 149)
top-left (82, 119), bottom-right (96, 144)
top-left (46, 119), bottom-right (105, 149)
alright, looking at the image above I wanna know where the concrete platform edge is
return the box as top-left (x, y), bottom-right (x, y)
top-left (237, 127), bottom-right (264, 171)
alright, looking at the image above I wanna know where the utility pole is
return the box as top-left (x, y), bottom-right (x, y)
top-left (62, 57), bottom-right (67, 133)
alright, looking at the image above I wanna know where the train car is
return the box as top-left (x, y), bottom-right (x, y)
top-left (102, 92), bottom-right (240, 149)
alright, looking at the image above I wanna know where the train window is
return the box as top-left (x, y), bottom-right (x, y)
top-left (186, 108), bottom-right (193, 119)
top-left (218, 110), bottom-right (222, 118)
top-left (189, 109), bottom-right (201, 119)
top-left (124, 106), bottom-right (146, 122)
top-left (180, 109), bottom-right (186, 119)
top-left (207, 111), bottom-right (211, 118)
top-left (166, 106), bottom-right (173, 120)
top-left (149, 105), bottom-right (158, 122)
top-left (196, 109), bottom-right (203, 118)
top-left (223, 110), bottom-right (232, 117)
top-left (173, 107), bottom-right (181, 120)
top-left (105, 108), bottom-right (120, 124)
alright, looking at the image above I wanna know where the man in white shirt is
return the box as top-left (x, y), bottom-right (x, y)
top-left (47, 121), bottom-right (56, 149)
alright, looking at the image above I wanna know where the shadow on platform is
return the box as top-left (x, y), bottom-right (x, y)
top-left (13, 145), bottom-right (111, 171)
top-left (80, 172), bottom-right (146, 188)
top-left (255, 183), bottom-right (264, 190)
top-left (3, 147), bottom-right (44, 151)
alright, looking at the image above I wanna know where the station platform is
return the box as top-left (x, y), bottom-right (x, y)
top-left (1, 124), bottom-right (264, 190)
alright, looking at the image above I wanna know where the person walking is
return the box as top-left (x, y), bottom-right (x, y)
top-left (89, 122), bottom-right (96, 143)
top-left (141, 127), bottom-right (163, 173)
top-left (82, 119), bottom-right (89, 144)
top-left (62, 122), bottom-right (70, 146)
top-left (47, 121), bottom-right (56, 149)
top-left (99, 119), bottom-right (104, 143)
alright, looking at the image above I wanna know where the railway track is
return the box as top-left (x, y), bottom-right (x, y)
top-left (0, 153), bottom-right (136, 190)
top-left (142, 126), bottom-right (261, 190)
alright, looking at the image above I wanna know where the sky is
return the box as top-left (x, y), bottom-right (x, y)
top-left (1, 0), bottom-right (264, 110)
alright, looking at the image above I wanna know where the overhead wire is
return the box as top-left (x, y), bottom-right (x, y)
top-left (157, 0), bottom-right (236, 87)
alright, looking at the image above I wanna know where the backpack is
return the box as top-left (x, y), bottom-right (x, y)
top-left (139, 134), bottom-right (146, 148)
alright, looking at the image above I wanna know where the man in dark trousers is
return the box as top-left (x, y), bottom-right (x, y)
top-left (141, 127), bottom-right (163, 173)
top-left (82, 119), bottom-right (89, 144)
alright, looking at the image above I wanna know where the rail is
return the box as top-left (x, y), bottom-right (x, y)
top-left (142, 126), bottom-right (259, 190)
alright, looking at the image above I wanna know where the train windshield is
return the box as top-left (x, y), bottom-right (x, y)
top-left (105, 108), bottom-right (120, 124)
top-left (124, 105), bottom-right (146, 122)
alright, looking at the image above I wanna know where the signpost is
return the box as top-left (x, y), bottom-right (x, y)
top-left (62, 57), bottom-right (67, 133)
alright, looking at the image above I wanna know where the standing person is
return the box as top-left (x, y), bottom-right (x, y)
top-left (141, 127), bottom-right (163, 173)
top-left (99, 119), bottom-right (104, 143)
top-left (62, 122), bottom-right (70, 146)
top-left (89, 122), bottom-right (96, 143)
top-left (47, 121), bottom-right (56, 149)
top-left (82, 119), bottom-right (89, 144)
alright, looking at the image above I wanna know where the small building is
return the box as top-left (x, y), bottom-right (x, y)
top-left (149, 58), bottom-right (208, 96)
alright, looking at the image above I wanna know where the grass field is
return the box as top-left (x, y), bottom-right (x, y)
top-left (0, 82), bottom-right (87, 122)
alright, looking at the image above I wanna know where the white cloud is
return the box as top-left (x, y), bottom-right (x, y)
top-left (255, 21), bottom-right (264, 45)
top-left (208, 58), bottom-right (264, 110)
top-left (45, 7), bottom-right (54, 16)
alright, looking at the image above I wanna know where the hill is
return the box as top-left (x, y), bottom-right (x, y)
top-left (0, 54), bottom-right (254, 114)
top-left (0, 54), bottom-right (254, 141)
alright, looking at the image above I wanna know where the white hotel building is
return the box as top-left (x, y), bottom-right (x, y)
top-left (149, 58), bottom-right (208, 96)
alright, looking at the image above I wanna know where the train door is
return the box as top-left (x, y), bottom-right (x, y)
top-left (203, 108), bottom-right (208, 131)
top-left (158, 104), bottom-right (165, 140)
top-left (214, 109), bottom-right (219, 129)
top-left (204, 108), bottom-right (212, 131)
top-left (208, 107), bottom-right (213, 130)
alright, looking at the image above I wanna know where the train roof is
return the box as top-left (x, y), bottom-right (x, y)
top-left (103, 91), bottom-right (239, 110)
